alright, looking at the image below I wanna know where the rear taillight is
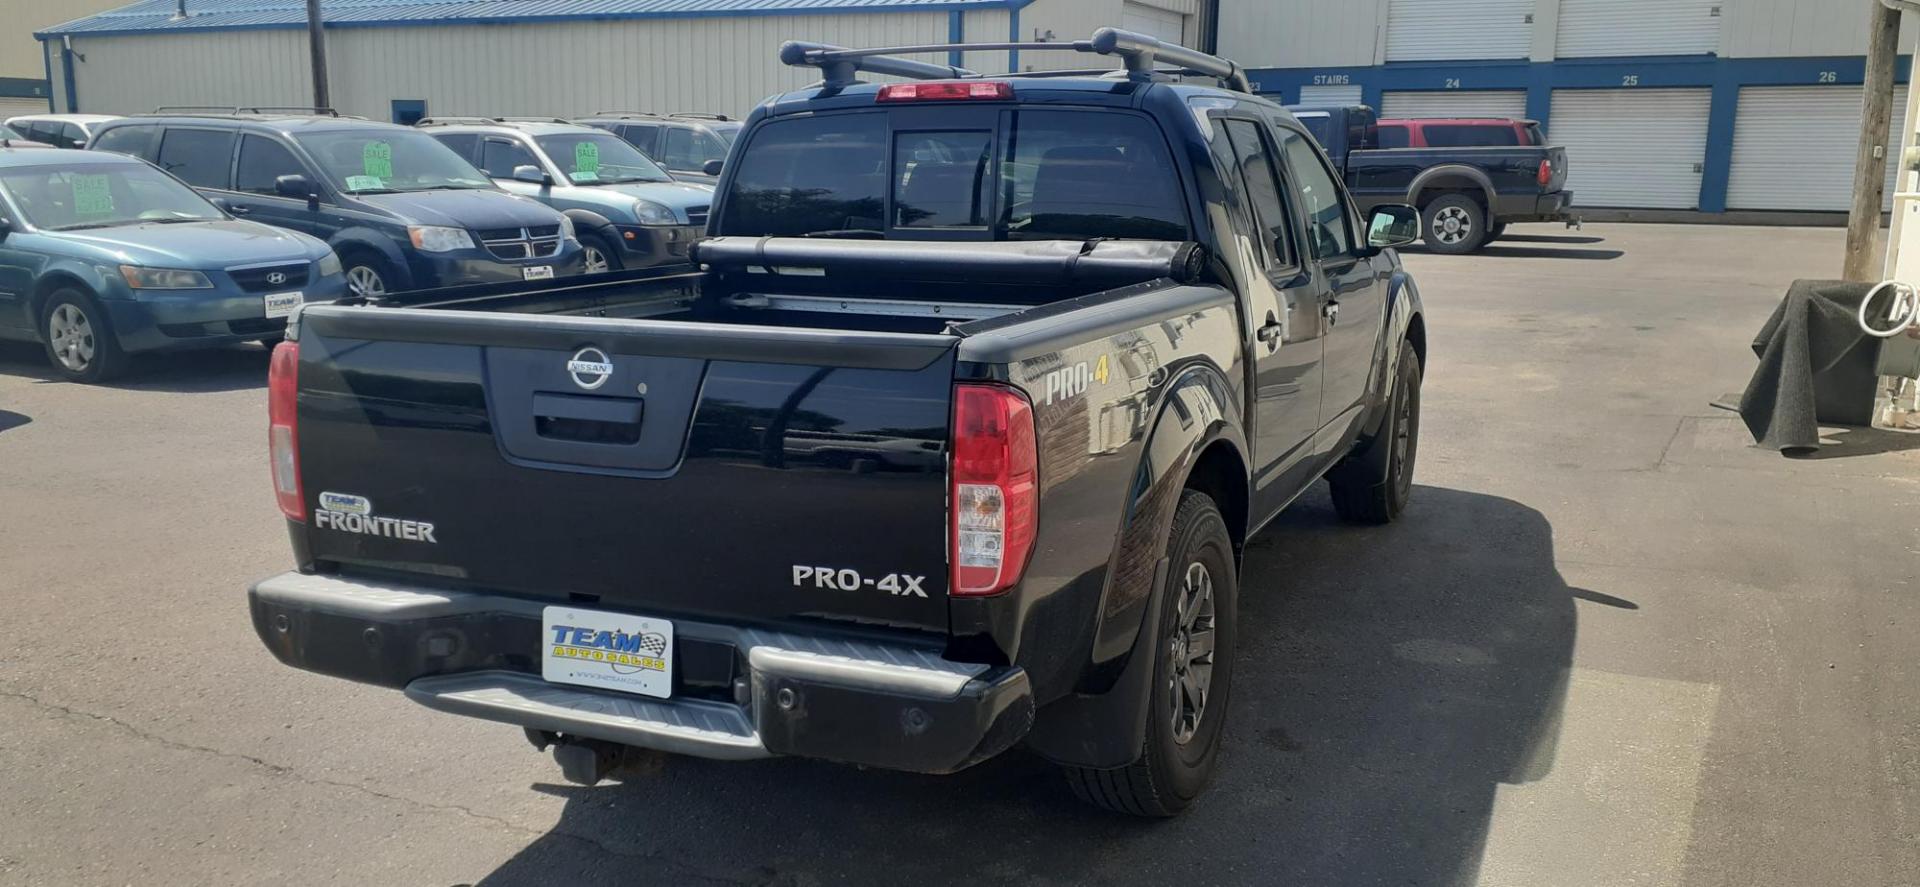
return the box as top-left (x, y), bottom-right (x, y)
top-left (877, 80), bottom-right (1012, 103)
top-left (950, 384), bottom-right (1037, 597)
top-left (268, 339), bottom-right (303, 522)
top-left (1538, 159), bottom-right (1553, 186)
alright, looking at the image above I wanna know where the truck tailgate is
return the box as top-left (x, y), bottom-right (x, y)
top-left (290, 304), bottom-right (958, 634)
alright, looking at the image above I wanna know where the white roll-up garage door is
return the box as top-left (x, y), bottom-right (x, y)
top-left (1727, 85), bottom-right (1909, 212)
top-left (1298, 84), bottom-right (1364, 106)
top-left (1550, 88), bottom-right (1711, 209)
top-left (1380, 90), bottom-right (1529, 119)
top-left (1386, 0), bottom-right (1532, 62)
top-left (1556, 0), bottom-right (1722, 58)
top-left (0, 97), bottom-right (50, 120)
top-left (1122, 2), bottom-right (1187, 47)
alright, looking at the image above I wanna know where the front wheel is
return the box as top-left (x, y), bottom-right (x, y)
top-left (342, 254), bottom-right (394, 299)
top-left (1064, 490), bottom-right (1237, 817)
top-left (580, 232), bottom-right (621, 275)
top-left (1421, 194), bottom-right (1488, 255)
top-left (1329, 339), bottom-right (1422, 524)
top-left (41, 290), bottom-right (128, 383)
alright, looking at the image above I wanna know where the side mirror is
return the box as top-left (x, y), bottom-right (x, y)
top-left (0, 217), bottom-right (11, 239)
top-left (1365, 204), bottom-right (1420, 251)
top-left (512, 165), bottom-right (551, 186)
top-left (702, 159), bottom-right (724, 177)
top-left (275, 174), bottom-right (312, 199)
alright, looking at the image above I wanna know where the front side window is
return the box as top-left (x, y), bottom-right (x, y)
top-left (1278, 130), bottom-right (1353, 260)
top-left (480, 138), bottom-right (540, 178)
top-left (156, 128), bottom-right (236, 188)
top-left (235, 135), bottom-right (305, 196)
top-left (662, 127), bottom-right (728, 169)
top-left (534, 132), bottom-right (672, 184)
top-left (1375, 125), bottom-right (1411, 149)
top-left (293, 129), bottom-right (494, 194)
top-left (0, 161), bottom-right (224, 230)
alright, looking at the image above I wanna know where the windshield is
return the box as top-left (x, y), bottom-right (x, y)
top-left (0, 123), bottom-right (23, 140)
top-left (294, 129), bottom-right (494, 193)
top-left (533, 132), bottom-right (672, 184)
top-left (0, 162), bottom-right (224, 230)
top-left (716, 109), bottom-right (1188, 241)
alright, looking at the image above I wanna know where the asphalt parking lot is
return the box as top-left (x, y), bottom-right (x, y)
top-left (2, 223), bottom-right (1917, 887)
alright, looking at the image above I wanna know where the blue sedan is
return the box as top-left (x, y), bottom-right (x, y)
top-left (0, 147), bottom-right (346, 382)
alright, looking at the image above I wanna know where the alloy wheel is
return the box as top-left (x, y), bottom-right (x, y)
top-left (1434, 206), bottom-right (1472, 245)
top-left (47, 304), bottom-right (95, 372)
top-left (1168, 560), bottom-right (1218, 745)
top-left (346, 265), bottom-right (387, 298)
top-left (583, 245), bottom-right (610, 274)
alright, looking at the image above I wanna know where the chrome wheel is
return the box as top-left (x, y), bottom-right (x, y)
top-left (1168, 560), bottom-right (1218, 746)
top-left (346, 265), bottom-right (387, 298)
top-left (583, 244), bottom-right (610, 274)
top-left (47, 303), bottom-right (95, 372)
top-left (1433, 205), bottom-right (1472, 245)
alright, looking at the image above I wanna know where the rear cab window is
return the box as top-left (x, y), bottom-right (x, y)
top-left (715, 108), bottom-right (1188, 242)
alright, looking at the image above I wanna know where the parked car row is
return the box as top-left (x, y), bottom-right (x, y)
top-left (0, 107), bottom-right (733, 381)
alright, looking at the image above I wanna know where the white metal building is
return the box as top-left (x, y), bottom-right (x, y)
top-left (1226, 0), bottom-right (1920, 214)
top-left (38, 0), bottom-right (1213, 123)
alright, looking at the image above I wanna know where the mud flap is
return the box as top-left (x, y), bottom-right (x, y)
top-left (1021, 556), bottom-right (1170, 769)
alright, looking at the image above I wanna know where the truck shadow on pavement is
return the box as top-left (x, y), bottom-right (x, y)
top-left (0, 341), bottom-right (270, 393)
top-left (472, 486), bottom-right (1578, 887)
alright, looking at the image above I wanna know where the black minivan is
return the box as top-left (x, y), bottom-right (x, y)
top-left (89, 111), bottom-right (584, 297)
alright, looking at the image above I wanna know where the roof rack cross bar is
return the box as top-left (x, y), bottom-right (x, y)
top-left (777, 28), bottom-right (1250, 94)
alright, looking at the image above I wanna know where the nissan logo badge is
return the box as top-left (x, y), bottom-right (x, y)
top-left (567, 347), bottom-right (614, 390)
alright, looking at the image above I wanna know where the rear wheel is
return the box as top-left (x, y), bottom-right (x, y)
top-left (1421, 194), bottom-right (1488, 255)
top-left (1329, 339), bottom-right (1422, 524)
top-left (41, 289), bottom-right (128, 383)
top-left (1064, 490), bottom-right (1237, 817)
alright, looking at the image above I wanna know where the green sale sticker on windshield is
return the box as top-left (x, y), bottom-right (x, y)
top-left (72, 175), bottom-right (113, 215)
top-left (362, 141), bottom-right (393, 179)
top-left (574, 141), bottom-right (599, 173)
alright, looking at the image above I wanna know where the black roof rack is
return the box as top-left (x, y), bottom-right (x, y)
top-left (668, 112), bottom-right (733, 122)
top-left (498, 116), bottom-right (573, 124)
top-left (588, 110), bottom-right (662, 119)
top-left (779, 27), bottom-right (1251, 93)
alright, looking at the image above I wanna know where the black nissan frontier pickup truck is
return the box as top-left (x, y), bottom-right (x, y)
top-left (249, 29), bottom-right (1428, 817)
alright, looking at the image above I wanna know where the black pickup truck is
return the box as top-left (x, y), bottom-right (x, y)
top-left (249, 30), bottom-right (1428, 817)
top-left (1288, 104), bottom-right (1574, 254)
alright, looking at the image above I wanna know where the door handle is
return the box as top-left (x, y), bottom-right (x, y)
top-left (1323, 299), bottom-right (1340, 326)
top-left (1257, 313), bottom-right (1283, 348)
top-left (228, 205), bottom-right (251, 215)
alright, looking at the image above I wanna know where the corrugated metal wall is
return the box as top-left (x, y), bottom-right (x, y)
top-left (1379, 90), bottom-right (1528, 119)
top-left (1721, 0), bottom-right (1920, 59)
top-left (1386, 0), bottom-right (1532, 62)
top-left (65, 29), bottom-right (313, 116)
top-left (1216, 0), bottom-right (1384, 70)
top-left (1554, 0), bottom-right (1721, 59)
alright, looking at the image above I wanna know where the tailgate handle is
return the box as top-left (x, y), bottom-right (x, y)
top-left (531, 392), bottom-right (644, 445)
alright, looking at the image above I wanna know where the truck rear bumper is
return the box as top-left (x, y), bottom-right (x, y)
top-left (1493, 190), bottom-right (1576, 223)
top-left (248, 572), bottom-right (1033, 774)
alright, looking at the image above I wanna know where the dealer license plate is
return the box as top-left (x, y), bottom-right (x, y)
top-left (263, 291), bottom-right (303, 319)
top-left (523, 265), bottom-right (555, 281)
top-left (541, 606), bottom-right (673, 698)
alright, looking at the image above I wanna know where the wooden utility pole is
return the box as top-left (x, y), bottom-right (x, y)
top-left (1844, 0), bottom-right (1903, 281)
top-left (306, 0), bottom-right (330, 111)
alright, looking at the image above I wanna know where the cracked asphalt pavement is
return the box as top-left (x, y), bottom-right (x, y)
top-left (3, 224), bottom-right (1918, 886)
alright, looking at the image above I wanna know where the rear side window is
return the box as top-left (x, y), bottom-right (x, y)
top-left (235, 135), bottom-right (304, 195)
top-left (1293, 113), bottom-right (1333, 148)
top-left (431, 133), bottom-right (481, 163)
top-left (1220, 119), bottom-right (1296, 268)
top-left (1375, 125), bottom-right (1410, 149)
top-left (1422, 124), bottom-right (1519, 147)
top-left (1523, 123), bottom-right (1546, 146)
top-left (90, 125), bottom-right (157, 160)
top-left (157, 128), bottom-right (236, 188)
top-left (62, 123), bottom-right (87, 147)
top-left (717, 109), bottom-right (1187, 241)
top-left (662, 127), bottom-right (727, 169)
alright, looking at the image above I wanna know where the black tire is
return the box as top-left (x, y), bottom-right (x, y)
top-left (1064, 490), bottom-right (1237, 817)
top-left (1421, 194), bottom-right (1488, 255)
top-left (580, 232), bottom-right (622, 274)
top-left (341, 251), bottom-right (396, 300)
top-left (1329, 340), bottom-right (1422, 524)
top-left (1486, 221), bottom-right (1508, 243)
top-left (40, 289), bottom-right (129, 383)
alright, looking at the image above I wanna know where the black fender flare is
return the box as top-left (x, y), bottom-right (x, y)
top-left (563, 208), bottom-right (618, 240)
top-left (1408, 164), bottom-right (1496, 210)
top-left (328, 230), bottom-right (415, 291)
top-left (1022, 359), bottom-right (1250, 769)
top-left (1352, 267), bottom-right (1426, 442)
